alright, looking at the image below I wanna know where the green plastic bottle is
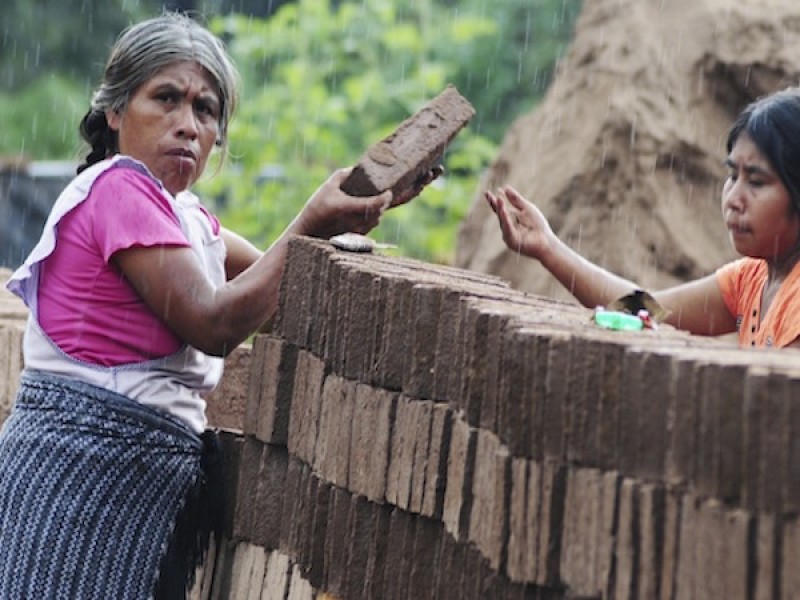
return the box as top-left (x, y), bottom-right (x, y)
top-left (593, 310), bottom-right (644, 331)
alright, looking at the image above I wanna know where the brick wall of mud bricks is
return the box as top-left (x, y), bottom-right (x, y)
top-left (0, 269), bottom-right (25, 425)
top-left (7, 241), bottom-right (800, 599)
top-left (197, 236), bottom-right (800, 600)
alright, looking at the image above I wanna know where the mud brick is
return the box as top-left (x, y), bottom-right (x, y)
top-left (421, 403), bottom-right (453, 519)
top-left (753, 514), bottom-right (778, 600)
top-left (463, 307), bottom-right (492, 427)
top-left (507, 458), bottom-right (534, 583)
top-left (716, 363), bottom-right (747, 505)
top-left (488, 444), bottom-right (511, 572)
top-left (594, 341), bottom-right (625, 470)
top-left (498, 328), bottom-right (538, 459)
top-left (636, 352), bottom-right (671, 481)
top-left (305, 476), bottom-right (331, 589)
top-left (541, 332), bottom-right (573, 461)
top-left (534, 460), bottom-right (567, 587)
top-left (713, 504), bottom-right (749, 600)
top-left (243, 334), bottom-right (269, 438)
top-left (263, 551), bottom-right (291, 599)
top-left (611, 478), bottom-right (638, 600)
top-left (596, 471), bottom-right (621, 597)
top-left (757, 374), bottom-right (788, 515)
top-left (468, 429), bottom-right (503, 567)
top-left (247, 335), bottom-right (298, 445)
top-left (232, 436), bottom-right (264, 543)
top-left (407, 516), bottom-right (441, 600)
top-left (433, 533), bottom-right (465, 600)
top-left (206, 537), bottom-right (237, 600)
top-left (324, 258), bottom-right (354, 375)
top-left (386, 395), bottom-right (417, 509)
top-left (308, 244), bottom-right (334, 357)
top-left (292, 465), bottom-right (315, 575)
top-left (274, 235), bottom-right (322, 345)
top-left (287, 350), bottom-right (326, 465)
top-left (280, 456), bottom-right (306, 554)
top-left (636, 483), bottom-right (665, 600)
top-left (460, 544), bottom-right (485, 600)
top-left (743, 368), bottom-right (787, 513)
top-left (342, 269), bottom-right (382, 382)
top-left (444, 297), bottom-right (470, 416)
top-left (674, 494), bottom-right (699, 600)
top-left (782, 516), bottom-right (800, 598)
top-left (204, 344), bottom-right (251, 432)
top-left (314, 375), bottom-right (354, 488)
top-left (694, 361), bottom-right (721, 500)
top-left (617, 348), bottom-right (646, 478)
top-left (565, 337), bottom-right (601, 466)
top-left (432, 288), bottom-right (465, 403)
top-left (349, 384), bottom-right (397, 504)
top-left (403, 284), bottom-right (444, 400)
top-left (363, 504), bottom-right (392, 600)
top-left (560, 467), bottom-right (604, 597)
top-left (323, 486), bottom-right (352, 595)
top-left (218, 432), bottom-right (245, 540)
top-left (784, 377), bottom-right (800, 513)
top-left (658, 490), bottom-right (682, 600)
top-left (381, 507), bottom-right (416, 600)
top-left (481, 310), bottom-right (517, 434)
top-left (409, 400), bottom-right (435, 514)
top-left (287, 563), bottom-right (315, 600)
top-left (252, 444), bottom-right (290, 551)
top-left (340, 85), bottom-right (475, 201)
top-left (374, 275), bottom-right (415, 391)
top-left (666, 356), bottom-right (700, 488)
top-left (334, 381), bottom-right (357, 488)
top-left (342, 495), bottom-right (378, 599)
top-left (442, 417), bottom-right (477, 541)
top-left (229, 543), bottom-right (259, 598)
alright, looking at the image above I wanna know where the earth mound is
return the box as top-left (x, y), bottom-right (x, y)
top-left (456, 0), bottom-right (800, 301)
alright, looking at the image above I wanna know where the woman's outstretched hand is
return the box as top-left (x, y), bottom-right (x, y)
top-left (485, 184), bottom-right (555, 260)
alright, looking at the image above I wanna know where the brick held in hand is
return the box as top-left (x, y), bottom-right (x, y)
top-left (340, 85), bottom-right (476, 204)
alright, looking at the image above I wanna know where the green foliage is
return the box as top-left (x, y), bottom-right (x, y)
top-left (0, 0), bottom-right (158, 90)
top-left (0, 0), bottom-right (581, 264)
top-left (0, 75), bottom-right (88, 159)
top-left (198, 0), bottom-right (508, 264)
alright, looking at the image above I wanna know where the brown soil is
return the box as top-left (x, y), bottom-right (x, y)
top-left (456, 0), bottom-right (800, 302)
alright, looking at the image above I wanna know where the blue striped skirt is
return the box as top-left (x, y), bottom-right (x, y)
top-left (0, 370), bottom-right (218, 600)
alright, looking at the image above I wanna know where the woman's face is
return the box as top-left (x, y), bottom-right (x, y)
top-left (722, 133), bottom-right (800, 261)
top-left (106, 61), bottom-right (221, 196)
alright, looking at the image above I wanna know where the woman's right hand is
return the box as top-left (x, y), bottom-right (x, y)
top-left (292, 168), bottom-right (393, 240)
top-left (485, 185), bottom-right (555, 260)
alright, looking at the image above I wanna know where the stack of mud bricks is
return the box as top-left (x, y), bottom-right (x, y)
top-left (0, 269), bottom-right (26, 425)
top-left (201, 236), bottom-right (800, 600)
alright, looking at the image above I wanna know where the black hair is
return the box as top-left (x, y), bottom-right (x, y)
top-left (726, 88), bottom-right (800, 214)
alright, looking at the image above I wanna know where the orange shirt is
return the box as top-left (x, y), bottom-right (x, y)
top-left (716, 258), bottom-right (800, 348)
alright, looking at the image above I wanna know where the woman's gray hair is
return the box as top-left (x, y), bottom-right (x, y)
top-left (78, 12), bottom-right (240, 173)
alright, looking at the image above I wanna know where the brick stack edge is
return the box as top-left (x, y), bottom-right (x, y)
top-left (8, 247), bottom-right (800, 599)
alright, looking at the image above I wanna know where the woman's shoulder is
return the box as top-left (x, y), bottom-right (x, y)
top-left (717, 256), bottom-right (765, 280)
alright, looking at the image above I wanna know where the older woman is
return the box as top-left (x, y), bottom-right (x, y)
top-left (486, 87), bottom-right (800, 349)
top-left (1, 12), bottom-right (439, 600)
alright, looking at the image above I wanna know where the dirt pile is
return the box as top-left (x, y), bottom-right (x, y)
top-left (456, 0), bottom-right (800, 301)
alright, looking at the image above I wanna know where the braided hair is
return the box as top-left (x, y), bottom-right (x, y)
top-left (77, 12), bottom-right (239, 174)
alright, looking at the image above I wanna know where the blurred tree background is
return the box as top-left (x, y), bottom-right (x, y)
top-left (0, 0), bottom-right (582, 264)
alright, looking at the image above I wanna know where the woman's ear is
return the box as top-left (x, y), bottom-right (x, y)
top-left (105, 108), bottom-right (122, 131)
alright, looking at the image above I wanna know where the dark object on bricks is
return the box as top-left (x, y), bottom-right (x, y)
top-left (340, 85), bottom-right (475, 205)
